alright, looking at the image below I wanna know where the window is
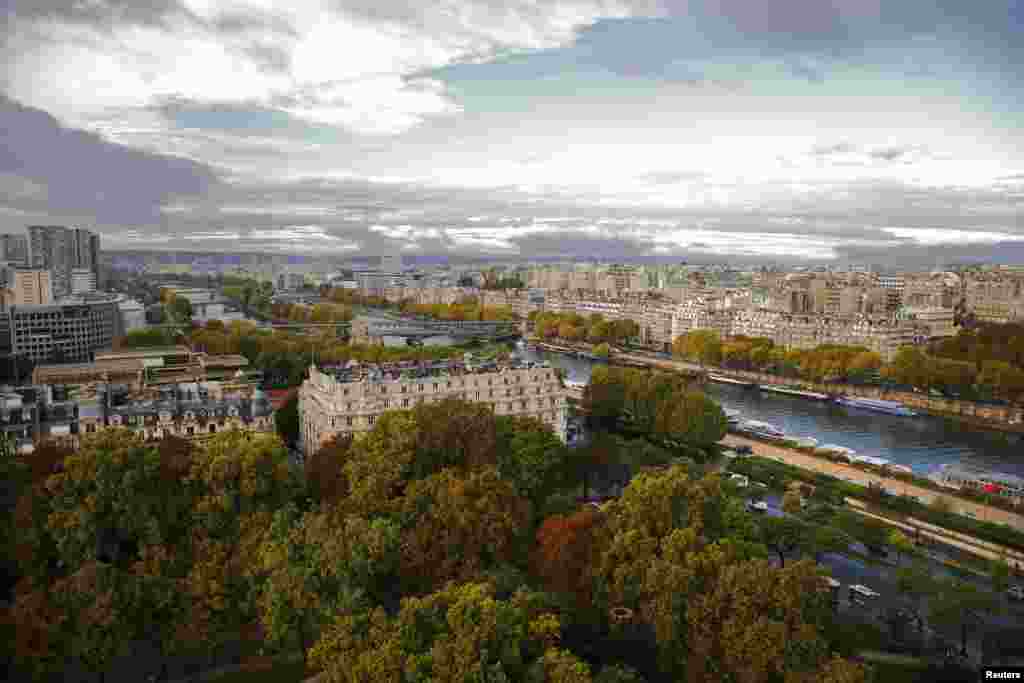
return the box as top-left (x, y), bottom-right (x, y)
top-left (346, 417), bottom-right (353, 426)
top-left (402, 398), bottom-right (409, 407)
top-left (368, 415), bottom-right (376, 425)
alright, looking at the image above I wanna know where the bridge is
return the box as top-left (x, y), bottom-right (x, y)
top-left (361, 317), bottom-right (519, 340)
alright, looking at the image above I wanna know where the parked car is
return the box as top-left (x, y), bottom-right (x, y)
top-left (729, 474), bottom-right (750, 488)
top-left (747, 501), bottom-right (769, 513)
top-left (734, 445), bottom-right (753, 456)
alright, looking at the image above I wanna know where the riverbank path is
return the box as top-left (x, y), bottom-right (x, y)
top-left (720, 434), bottom-right (1024, 532)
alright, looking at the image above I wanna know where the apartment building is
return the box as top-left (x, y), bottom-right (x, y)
top-left (0, 234), bottom-right (29, 265)
top-left (4, 293), bottom-right (120, 364)
top-left (963, 273), bottom-right (1024, 324)
top-left (77, 383), bottom-right (274, 442)
top-left (299, 360), bottom-right (570, 454)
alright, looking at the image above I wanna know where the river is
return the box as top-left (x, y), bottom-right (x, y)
top-left (512, 342), bottom-right (1024, 478)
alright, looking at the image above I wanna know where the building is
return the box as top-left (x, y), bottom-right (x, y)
top-left (3, 269), bottom-right (53, 306)
top-left (77, 383), bottom-right (274, 442)
top-left (0, 234), bottom-right (29, 265)
top-left (5, 293), bottom-right (120, 364)
top-left (27, 226), bottom-right (101, 298)
top-left (33, 346), bottom-right (260, 391)
top-left (277, 272), bottom-right (307, 291)
top-left (118, 297), bottom-right (147, 332)
top-left (70, 268), bottom-right (97, 294)
top-left (299, 360), bottom-right (570, 454)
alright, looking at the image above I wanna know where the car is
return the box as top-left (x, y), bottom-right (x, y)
top-left (747, 501), bottom-right (769, 513)
top-left (734, 445), bottom-right (753, 455)
top-left (1008, 585), bottom-right (1024, 601)
top-left (729, 474), bottom-right (749, 488)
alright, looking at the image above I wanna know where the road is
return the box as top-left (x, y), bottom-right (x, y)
top-left (721, 433), bottom-right (1024, 532)
top-left (754, 492), bottom-right (1024, 664)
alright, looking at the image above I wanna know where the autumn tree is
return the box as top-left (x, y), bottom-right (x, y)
top-left (534, 507), bottom-right (605, 607)
top-left (759, 515), bottom-right (811, 567)
top-left (672, 330), bottom-right (722, 367)
top-left (399, 466), bottom-right (530, 593)
top-left (310, 582), bottom-right (567, 683)
top-left (495, 415), bottom-right (570, 514)
top-left (305, 433), bottom-right (355, 506)
top-left (255, 503), bottom-right (400, 668)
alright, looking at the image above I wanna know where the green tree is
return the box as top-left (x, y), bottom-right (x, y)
top-left (759, 515), bottom-right (810, 567)
top-left (169, 296), bottom-right (193, 325)
top-left (275, 391), bottom-right (300, 447)
top-left (495, 415), bottom-right (569, 516)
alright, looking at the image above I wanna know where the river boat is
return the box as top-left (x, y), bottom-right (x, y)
top-left (793, 436), bottom-right (819, 448)
top-left (738, 420), bottom-right (787, 441)
top-left (928, 464), bottom-right (1024, 503)
top-left (816, 444), bottom-right (857, 460)
top-left (758, 384), bottom-right (830, 401)
top-left (835, 396), bottom-right (917, 417)
top-left (564, 379), bottom-right (587, 391)
top-left (723, 408), bottom-right (742, 428)
top-left (708, 374), bottom-right (756, 388)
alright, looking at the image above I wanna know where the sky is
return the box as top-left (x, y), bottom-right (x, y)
top-left (1, 0), bottom-right (1023, 265)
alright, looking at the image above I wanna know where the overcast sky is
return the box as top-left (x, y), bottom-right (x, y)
top-left (1, 0), bottom-right (1022, 265)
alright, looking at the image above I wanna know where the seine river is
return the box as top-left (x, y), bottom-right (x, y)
top-left (512, 342), bottom-right (1024, 478)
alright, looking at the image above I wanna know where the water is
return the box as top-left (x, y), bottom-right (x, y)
top-left (513, 342), bottom-right (1024, 478)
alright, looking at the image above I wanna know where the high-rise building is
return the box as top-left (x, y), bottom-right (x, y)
top-left (0, 234), bottom-right (29, 265)
top-left (71, 268), bottom-right (97, 294)
top-left (27, 226), bottom-right (101, 298)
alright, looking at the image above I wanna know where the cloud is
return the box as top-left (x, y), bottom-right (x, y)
top-left (0, 93), bottom-right (219, 224)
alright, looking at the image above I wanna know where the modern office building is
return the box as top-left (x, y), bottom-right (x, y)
top-left (4, 293), bottom-right (120, 364)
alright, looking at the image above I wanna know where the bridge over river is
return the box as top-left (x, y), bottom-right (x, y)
top-left (355, 316), bottom-right (520, 341)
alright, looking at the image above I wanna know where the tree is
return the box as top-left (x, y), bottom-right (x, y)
top-left (255, 503), bottom-right (400, 668)
top-left (275, 391), bottom-right (300, 447)
top-left (760, 516), bottom-right (810, 567)
top-left (399, 466), bottom-right (530, 593)
top-left (808, 525), bottom-right (851, 563)
top-left (930, 578), bottom-right (999, 657)
top-left (888, 529), bottom-right (916, 565)
top-left (534, 508), bottom-right (605, 608)
top-left (672, 330), bottom-right (722, 367)
top-left (309, 582), bottom-right (564, 683)
top-left (930, 495), bottom-right (954, 515)
top-left (170, 296), bottom-right (193, 325)
top-left (495, 415), bottom-right (569, 515)
top-left (896, 563), bottom-right (937, 627)
top-left (592, 343), bottom-right (612, 358)
top-left (305, 433), bottom-right (354, 505)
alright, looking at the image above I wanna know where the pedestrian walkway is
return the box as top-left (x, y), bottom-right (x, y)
top-left (721, 433), bottom-right (1024, 530)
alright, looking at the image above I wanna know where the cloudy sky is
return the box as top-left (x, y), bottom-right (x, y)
top-left (2, 0), bottom-right (1022, 264)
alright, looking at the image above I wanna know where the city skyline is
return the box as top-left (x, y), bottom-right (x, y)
top-left (2, 1), bottom-right (1022, 266)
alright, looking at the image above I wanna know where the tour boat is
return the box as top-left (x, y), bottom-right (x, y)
top-left (708, 374), bottom-right (756, 388)
top-left (816, 444), bottom-right (858, 460)
top-left (835, 396), bottom-right (917, 417)
top-left (738, 420), bottom-right (787, 441)
top-left (928, 464), bottom-right (1024, 502)
top-left (758, 384), bottom-right (830, 401)
top-left (723, 408), bottom-right (741, 427)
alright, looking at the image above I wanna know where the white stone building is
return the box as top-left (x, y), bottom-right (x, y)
top-left (299, 361), bottom-right (570, 454)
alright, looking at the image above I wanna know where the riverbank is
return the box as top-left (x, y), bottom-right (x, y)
top-left (721, 433), bottom-right (1024, 532)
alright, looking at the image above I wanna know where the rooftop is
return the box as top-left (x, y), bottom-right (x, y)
top-left (95, 346), bottom-right (192, 360)
top-left (315, 357), bottom-right (553, 385)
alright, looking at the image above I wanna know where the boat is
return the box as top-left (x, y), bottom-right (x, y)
top-left (835, 396), bottom-right (917, 417)
top-left (928, 464), bottom-right (1024, 502)
top-left (564, 379), bottom-right (587, 391)
top-left (851, 455), bottom-right (890, 469)
top-left (708, 374), bottom-right (756, 388)
top-left (887, 464), bottom-right (913, 475)
top-left (738, 419), bottom-right (787, 441)
top-left (816, 444), bottom-right (857, 460)
top-left (758, 384), bottom-right (830, 401)
top-left (793, 436), bottom-right (819, 448)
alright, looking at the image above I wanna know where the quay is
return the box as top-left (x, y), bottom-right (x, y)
top-left (720, 433), bottom-right (1024, 531)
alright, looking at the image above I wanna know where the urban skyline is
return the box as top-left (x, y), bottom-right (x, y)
top-left (2, 1), bottom-right (1022, 268)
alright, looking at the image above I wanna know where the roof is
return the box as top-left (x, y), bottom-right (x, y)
top-left (33, 359), bottom-right (144, 382)
top-left (95, 346), bottom-right (192, 360)
top-left (201, 354), bottom-right (249, 368)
